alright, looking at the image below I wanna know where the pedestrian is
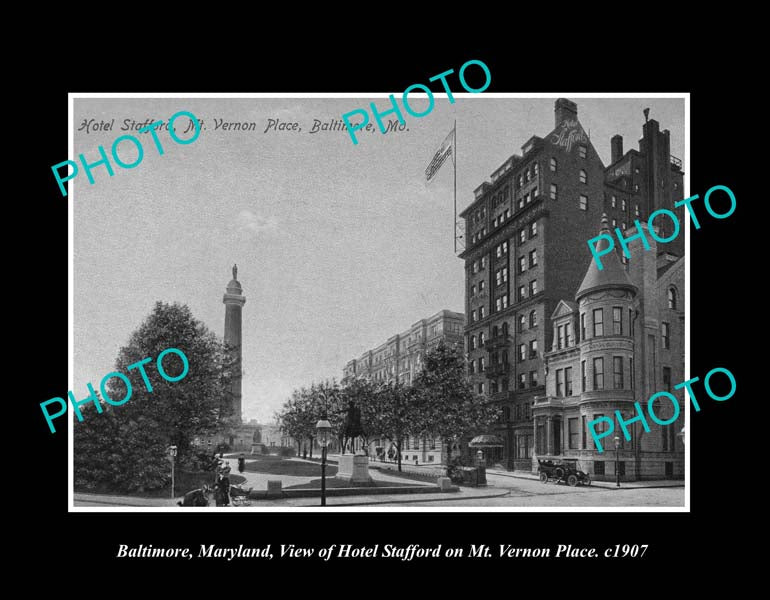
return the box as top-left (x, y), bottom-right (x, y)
top-left (238, 453), bottom-right (245, 474)
top-left (219, 466), bottom-right (231, 506)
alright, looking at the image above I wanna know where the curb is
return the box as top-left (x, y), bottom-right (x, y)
top-left (487, 471), bottom-right (684, 490)
top-left (294, 489), bottom-right (512, 507)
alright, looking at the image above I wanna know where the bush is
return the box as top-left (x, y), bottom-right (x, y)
top-left (261, 446), bottom-right (270, 455)
top-left (278, 447), bottom-right (296, 458)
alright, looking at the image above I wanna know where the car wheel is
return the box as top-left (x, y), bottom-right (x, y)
top-left (555, 467), bottom-right (565, 480)
top-left (539, 472), bottom-right (548, 483)
top-left (567, 474), bottom-right (578, 487)
top-left (583, 475), bottom-right (591, 486)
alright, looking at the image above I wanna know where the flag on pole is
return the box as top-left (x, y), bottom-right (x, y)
top-left (425, 127), bottom-right (455, 183)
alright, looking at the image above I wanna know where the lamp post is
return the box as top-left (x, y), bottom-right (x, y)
top-left (316, 417), bottom-right (331, 506)
top-left (614, 435), bottom-right (620, 488)
top-left (168, 445), bottom-right (178, 499)
top-left (316, 389), bottom-right (333, 507)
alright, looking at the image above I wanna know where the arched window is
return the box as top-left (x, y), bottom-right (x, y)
top-left (579, 169), bottom-right (587, 184)
top-left (529, 310), bottom-right (538, 328)
top-left (668, 287), bottom-right (677, 310)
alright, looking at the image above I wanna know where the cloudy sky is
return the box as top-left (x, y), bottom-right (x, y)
top-left (72, 95), bottom-right (684, 423)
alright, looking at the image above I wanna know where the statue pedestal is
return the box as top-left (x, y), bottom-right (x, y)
top-left (336, 454), bottom-right (372, 484)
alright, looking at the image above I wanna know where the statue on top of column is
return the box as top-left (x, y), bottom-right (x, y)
top-left (232, 264), bottom-right (238, 280)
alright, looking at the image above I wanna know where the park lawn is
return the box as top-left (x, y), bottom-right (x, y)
top-left (241, 455), bottom-right (338, 477)
top-left (75, 471), bottom-right (246, 498)
top-left (284, 478), bottom-right (424, 490)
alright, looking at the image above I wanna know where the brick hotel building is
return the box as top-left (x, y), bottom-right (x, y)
top-left (342, 309), bottom-right (464, 464)
top-left (460, 99), bottom-right (684, 479)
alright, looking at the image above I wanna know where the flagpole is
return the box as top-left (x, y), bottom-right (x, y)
top-left (453, 120), bottom-right (457, 254)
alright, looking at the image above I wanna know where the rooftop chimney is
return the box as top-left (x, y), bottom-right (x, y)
top-left (611, 135), bottom-right (624, 164)
top-left (554, 98), bottom-right (578, 127)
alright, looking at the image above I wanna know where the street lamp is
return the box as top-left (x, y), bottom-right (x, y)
top-left (168, 445), bottom-right (178, 499)
top-left (614, 435), bottom-right (620, 488)
top-left (315, 417), bottom-right (332, 506)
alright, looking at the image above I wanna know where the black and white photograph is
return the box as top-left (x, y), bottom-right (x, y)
top-left (68, 94), bottom-right (687, 510)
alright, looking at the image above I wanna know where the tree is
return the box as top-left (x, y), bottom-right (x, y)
top-left (412, 342), bottom-right (501, 465)
top-left (368, 381), bottom-right (415, 472)
top-left (74, 301), bottom-right (238, 492)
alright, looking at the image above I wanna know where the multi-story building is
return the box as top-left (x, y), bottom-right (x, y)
top-left (535, 217), bottom-right (684, 480)
top-left (460, 98), bottom-right (684, 471)
top-left (342, 309), bottom-right (464, 464)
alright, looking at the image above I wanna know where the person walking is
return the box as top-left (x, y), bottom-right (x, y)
top-left (237, 453), bottom-right (245, 474)
top-left (219, 466), bottom-right (231, 506)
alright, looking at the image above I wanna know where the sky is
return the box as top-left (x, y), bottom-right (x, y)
top-left (72, 95), bottom-right (684, 423)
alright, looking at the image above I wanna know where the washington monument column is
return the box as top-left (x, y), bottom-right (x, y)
top-left (223, 264), bottom-right (246, 424)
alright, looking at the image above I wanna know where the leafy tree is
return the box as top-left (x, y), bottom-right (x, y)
top-left (74, 301), bottom-right (238, 492)
top-left (412, 341), bottom-right (501, 464)
top-left (368, 381), bottom-right (415, 472)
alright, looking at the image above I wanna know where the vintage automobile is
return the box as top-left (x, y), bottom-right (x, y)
top-left (537, 458), bottom-right (591, 486)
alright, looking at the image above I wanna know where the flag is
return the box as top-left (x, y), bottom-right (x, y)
top-left (425, 127), bottom-right (455, 183)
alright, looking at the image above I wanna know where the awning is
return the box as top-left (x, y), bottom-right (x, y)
top-left (468, 434), bottom-right (504, 448)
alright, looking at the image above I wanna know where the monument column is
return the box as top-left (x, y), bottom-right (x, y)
top-left (223, 264), bottom-right (246, 424)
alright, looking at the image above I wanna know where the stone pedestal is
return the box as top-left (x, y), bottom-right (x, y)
top-left (336, 454), bottom-right (373, 484)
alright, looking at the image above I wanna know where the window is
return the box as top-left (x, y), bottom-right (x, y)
top-left (629, 308), bottom-right (634, 336)
top-left (557, 325), bottom-right (565, 349)
top-left (630, 357), bottom-right (634, 389)
top-left (593, 357), bottom-right (604, 389)
top-left (517, 174), bottom-right (523, 188)
top-left (518, 229), bottom-right (526, 245)
top-left (612, 307), bottom-right (622, 335)
top-left (530, 370), bottom-right (538, 387)
top-left (612, 218), bottom-right (617, 228)
top-left (568, 418), bottom-right (579, 449)
top-left (479, 356), bottom-right (485, 371)
top-left (663, 366), bottom-right (672, 392)
top-left (594, 461), bottom-right (605, 475)
top-left (580, 313), bottom-right (586, 340)
top-left (533, 162), bottom-right (539, 176)
top-left (529, 249), bottom-right (537, 267)
top-left (479, 306), bottom-right (485, 319)
top-left (502, 241), bottom-right (508, 254)
top-left (529, 339), bottom-right (537, 359)
top-left (496, 270), bottom-right (502, 286)
top-left (622, 222), bottom-right (626, 231)
top-left (622, 198), bottom-right (626, 211)
top-left (518, 314), bottom-right (525, 333)
top-left (565, 322), bottom-right (571, 346)
top-left (518, 374), bottom-right (526, 389)
top-left (479, 280), bottom-right (485, 292)
top-left (668, 288), bottom-right (677, 310)
top-left (471, 309), bottom-right (476, 323)
top-left (501, 322), bottom-right (509, 336)
top-left (550, 157), bottom-right (557, 172)
top-left (496, 244), bottom-right (502, 258)
top-left (502, 267), bottom-right (508, 282)
top-left (518, 344), bottom-right (526, 362)
top-left (635, 204), bottom-right (640, 217)
top-left (518, 285), bottom-right (525, 301)
top-left (517, 195), bottom-right (524, 210)
top-left (530, 310), bottom-right (537, 328)
top-left (565, 367), bottom-right (573, 396)
top-left (478, 382), bottom-right (484, 394)
top-left (593, 308), bottom-right (603, 337)
top-left (550, 183), bottom-right (558, 200)
top-left (518, 256), bottom-right (526, 273)
top-left (581, 360), bottom-right (586, 392)
top-left (468, 360), bottom-right (475, 374)
top-left (525, 168), bottom-right (531, 182)
top-left (613, 356), bottom-right (624, 389)
top-left (579, 169), bottom-right (587, 184)
top-left (479, 331), bottom-right (485, 345)
top-left (578, 145), bottom-right (587, 158)
top-left (634, 184), bottom-right (639, 192)
top-left (582, 415), bottom-right (587, 449)
top-left (496, 297), bottom-right (502, 312)
top-left (530, 221), bottom-right (537, 237)
top-left (531, 186), bottom-right (538, 200)
top-left (504, 208), bottom-right (510, 219)
top-left (469, 335), bottom-right (475, 351)
top-left (662, 322), bottom-right (670, 349)
top-left (502, 294), bottom-right (508, 309)
top-left (579, 195), bottom-right (588, 210)
top-left (529, 280), bottom-right (537, 295)
top-left (556, 369), bottom-right (563, 396)
top-left (470, 284), bottom-right (476, 296)
top-left (481, 256), bottom-right (486, 268)
top-left (611, 195), bottom-right (616, 208)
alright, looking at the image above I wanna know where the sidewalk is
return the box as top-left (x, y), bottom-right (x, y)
top-left (486, 468), bottom-right (684, 489)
